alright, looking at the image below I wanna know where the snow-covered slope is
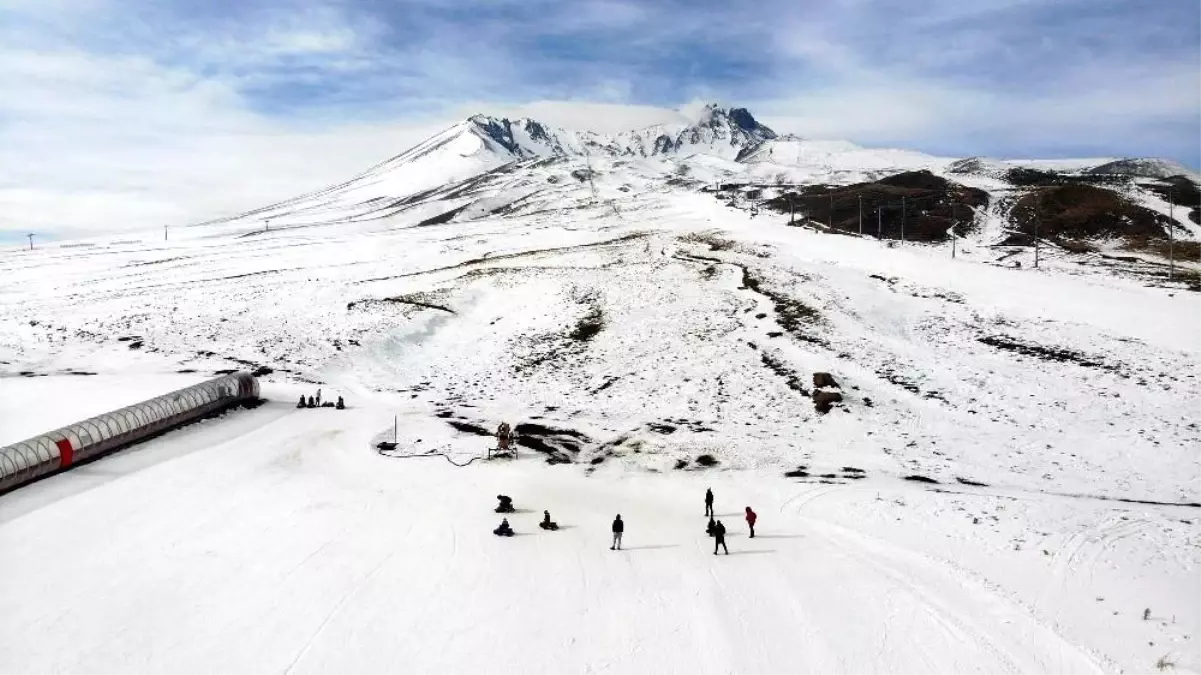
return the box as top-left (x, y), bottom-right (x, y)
top-left (2, 191), bottom-right (1198, 673)
top-left (1, 103), bottom-right (1199, 675)
top-left (737, 135), bottom-right (949, 172)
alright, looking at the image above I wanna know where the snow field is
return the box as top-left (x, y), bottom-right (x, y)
top-left (3, 386), bottom-right (1172, 674)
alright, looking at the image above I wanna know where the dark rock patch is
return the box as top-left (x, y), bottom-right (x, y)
top-left (813, 390), bottom-right (843, 414)
top-left (447, 420), bottom-right (492, 436)
top-left (760, 352), bottom-right (809, 396)
top-left (979, 335), bottom-right (1121, 373)
top-left (955, 477), bottom-right (989, 487)
top-left (813, 372), bottom-right (840, 389)
top-left (904, 474), bottom-right (940, 484)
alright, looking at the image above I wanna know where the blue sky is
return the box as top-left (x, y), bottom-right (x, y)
top-left (1, 0), bottom-right (1198, 238)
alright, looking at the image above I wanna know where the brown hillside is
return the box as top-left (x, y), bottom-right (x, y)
top-left (763, 171), bottom-right (989, 242)
top-left (1010, 184), bottom-right (1166, 241)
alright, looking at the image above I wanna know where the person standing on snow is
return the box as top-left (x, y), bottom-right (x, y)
top-left (745, 506), bottom-right (757, 538)
top-left (316, 389), bottom-right (322, 406)
top-left (611, 514), bottom-right (624, 550)
top-left (713, 520), bottom-right (729, 555)
top-left (704, 488), bottom-right (714, 517)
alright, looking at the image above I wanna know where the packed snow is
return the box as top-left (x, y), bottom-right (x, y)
top-left (1, 109), bottom-right (1199, 674)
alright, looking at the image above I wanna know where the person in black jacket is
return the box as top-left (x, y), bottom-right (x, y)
top-left (610, 514), bottom-right (624, 550)
top-left (493, 518), bottom-right (514, 537)
top-left (540, 510), bottom-right (559, 531)
top-left (706, 515), bottom-right (717, 537)
top-left (713, 520), bottom-right (728, 555)
top-left (495, 495), bottom-right (514, 513)
top-left (705, 488), bottom-right (714, 517)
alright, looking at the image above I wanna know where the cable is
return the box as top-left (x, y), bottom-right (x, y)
top-left (375, 445), bottom-right (486, 467)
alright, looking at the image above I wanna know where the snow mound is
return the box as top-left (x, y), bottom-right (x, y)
top-left (1088, 158), bottom-right (1201, 182)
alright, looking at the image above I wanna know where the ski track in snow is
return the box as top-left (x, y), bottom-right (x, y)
top-left (1, 146), bottom-right (1199, 673)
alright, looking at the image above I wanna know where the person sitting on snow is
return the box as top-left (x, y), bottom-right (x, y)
top-left (306, 395), bottom-right (316, 408)
top-left (540, 510), bottom-right (559, 531)
top-left (493, 518), bottom-right (514, 537)
top-left (335, 396), bottom-right (345, 410)
top-left (296, 395), bottom-right (307, 409)
top-left (495, 495), bottom-right (515, 513)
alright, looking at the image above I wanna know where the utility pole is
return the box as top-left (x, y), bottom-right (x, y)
top-left (877, 206), bottom-right (882, 239)
top-left (26, 233), bottom-right (34, 251)
top-left (828, 193), bottom-right (833, 229)
top-left (584, 149), bottom-right (597, 205)
top-left (901, 196), bottom-right (906, 245)
top-left (858, 194), bottom-right (863, 235)
top-left (788, 194), bottom-right (795, 225)
top-left (1034, 210), bottom-right (1040, 269)
top-left (164, 224), bottom-right (168, 241)
top-left (1168, 188), bottom-right (1175, 282)
top-left (951, 203), bottom-right (956, 259)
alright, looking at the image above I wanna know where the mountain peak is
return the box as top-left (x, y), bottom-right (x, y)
top-left (453, 104), bottom-right (777, 161)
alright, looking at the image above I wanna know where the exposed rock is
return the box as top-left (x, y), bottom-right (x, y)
top-left (813, 390), bottom-right (843, 414)
top-left (813, 372), bottom-right (840, 389)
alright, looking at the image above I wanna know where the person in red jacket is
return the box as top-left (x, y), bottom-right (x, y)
top-left (745, 506), bottom-right (757, 538)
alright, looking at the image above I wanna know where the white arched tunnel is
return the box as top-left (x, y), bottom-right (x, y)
top-left (0, 371), bottom-right (260, 493)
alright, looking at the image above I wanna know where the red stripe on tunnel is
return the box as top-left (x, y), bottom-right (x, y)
top-left (56, 438), bottom-right (73, 468)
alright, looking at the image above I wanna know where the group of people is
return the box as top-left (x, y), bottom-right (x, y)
top-left (493, 488), bottom-right (758, 555)
top-left (493, 494), bottom-right (559, 537)
top-left (295, 388), bottom-right (345, 410)
top-left (705, 488), bottom-right (756, 555)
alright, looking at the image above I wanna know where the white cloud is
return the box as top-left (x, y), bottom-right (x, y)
top-left (0, 47), bottom-right (451, 239)
top-left (753, 59), bottom-right (1200, 158)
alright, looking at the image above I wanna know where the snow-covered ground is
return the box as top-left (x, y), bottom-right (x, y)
top-left (1, 114), bottom-right (1199, 673)
top-left (0, 375), bottom-right (1196, 673)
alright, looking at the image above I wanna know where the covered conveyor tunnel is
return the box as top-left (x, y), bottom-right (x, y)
top-left (0, 371), bottom-right (260, 493)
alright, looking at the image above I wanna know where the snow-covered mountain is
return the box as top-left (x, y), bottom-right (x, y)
top-left (199, 102), bottom-right (1198, 275)
top-left (456, 103), bottom-right (779, 160)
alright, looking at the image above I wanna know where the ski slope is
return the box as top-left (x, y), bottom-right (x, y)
top-left (1, 108), bottom-right (1199, 674)
top-left (1, 383), bottom-right (1179, 674)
